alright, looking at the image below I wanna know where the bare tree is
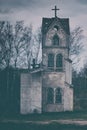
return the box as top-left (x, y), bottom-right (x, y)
top-left (70, 26), bottom-right (84, 55)
top-left (34, 27), bottom-right (42, 64)
top-left (0, 21), bottom-right (5, 69)
top-left (12, 21), bottom-right (25, 68)
top-left (0, 21), bottom-right (13, 69)
top-left (69, 26), bottom-right (84, 69)
top-left (22, 24), bottom-right (33, 69)
top-left (0, 21), bottom-right (34, 70)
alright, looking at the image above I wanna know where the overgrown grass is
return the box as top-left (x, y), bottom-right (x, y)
top-left (1, 110), bottom-right (87, 121)
top-left (0, 122), bottom-right (87, 130)
top-left (1, 111), bottom-right (87, 130)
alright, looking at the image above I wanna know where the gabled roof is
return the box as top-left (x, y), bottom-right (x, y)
top-left (42, 17), bottom-right (70, 35)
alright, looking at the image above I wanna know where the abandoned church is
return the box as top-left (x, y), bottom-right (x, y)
top-left (20, 6), bottom-right (73, 114)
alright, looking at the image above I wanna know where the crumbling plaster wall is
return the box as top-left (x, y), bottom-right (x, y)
top-left (20, 72), bottom-right (42, 114)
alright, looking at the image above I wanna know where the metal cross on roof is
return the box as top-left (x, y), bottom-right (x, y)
top-left (52, 5), bottom-right (60, 17)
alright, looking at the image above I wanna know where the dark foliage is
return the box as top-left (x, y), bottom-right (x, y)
top-left (0, 68), bottom-right (20, 115)
top-left (72, 69), bottom-right (87, 110)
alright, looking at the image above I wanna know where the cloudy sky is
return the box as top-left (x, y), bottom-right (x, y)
top-left (0, 0), bottom-right (87, 69)
top-left (0, 0), bottom-right (87, 33)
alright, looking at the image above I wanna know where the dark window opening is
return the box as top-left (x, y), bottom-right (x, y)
top-left (56, 54), bottom-right (63, 70)
top-left (47, 88), bottom-right (54, 104)
top-left (48, 53), bottom-right (54, 67)
top-left (55, 88), bottom-right (62, 103)
top-left (53, 34), bottom-right (59, 45)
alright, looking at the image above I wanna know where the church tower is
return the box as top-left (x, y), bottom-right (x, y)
top-left (42, 6), bottom-right (73, 112)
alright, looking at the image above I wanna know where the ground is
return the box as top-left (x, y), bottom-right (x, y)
top-left (0, 111), bottom-right (87, 130)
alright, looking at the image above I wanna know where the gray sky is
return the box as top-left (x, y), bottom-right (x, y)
top-left (0, 0), bottom-right (87, 33)
top-left (0, 0), bottom-right (87, 69)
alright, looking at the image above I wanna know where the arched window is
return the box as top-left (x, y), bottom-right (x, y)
top-left (53, 34), bottom-right (59, 45)
top-left (55, 88), bottom-right (62, 103)
top-left (47, 88), bottom-right (54, 104)
top-left (48, 53), bottom-right (54, 67)
top-left (56, 54), bottom-right (63, 69)
top-left (54, 25), bottom-right (59, 31)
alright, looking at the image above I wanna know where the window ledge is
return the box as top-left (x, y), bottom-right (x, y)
top-left (47, 103), bottom-right (63, 105)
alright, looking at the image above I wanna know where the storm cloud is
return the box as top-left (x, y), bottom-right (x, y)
top-left (0, 0), bottom-right (87, 34)
top-left (0, 0), bottom-right (35, 7)
top-left (0, 8), bottom-right (13, 14)
top-left (77, 0), bottom-right (87, 4)
top-left (0, 0), bottom-right (87, 16)
top-left (0, 0), bottom-right (56, 9)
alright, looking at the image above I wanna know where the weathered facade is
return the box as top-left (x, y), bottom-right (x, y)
top-left (42, 17), bottom-right (73, 112)
top-left (20, 7), bottom-right (73, 114)
top-left (21, 70), bottom-right (42, 114)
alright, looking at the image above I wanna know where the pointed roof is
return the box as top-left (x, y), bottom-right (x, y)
top-left (42, 17), bottom-right (70, 35)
